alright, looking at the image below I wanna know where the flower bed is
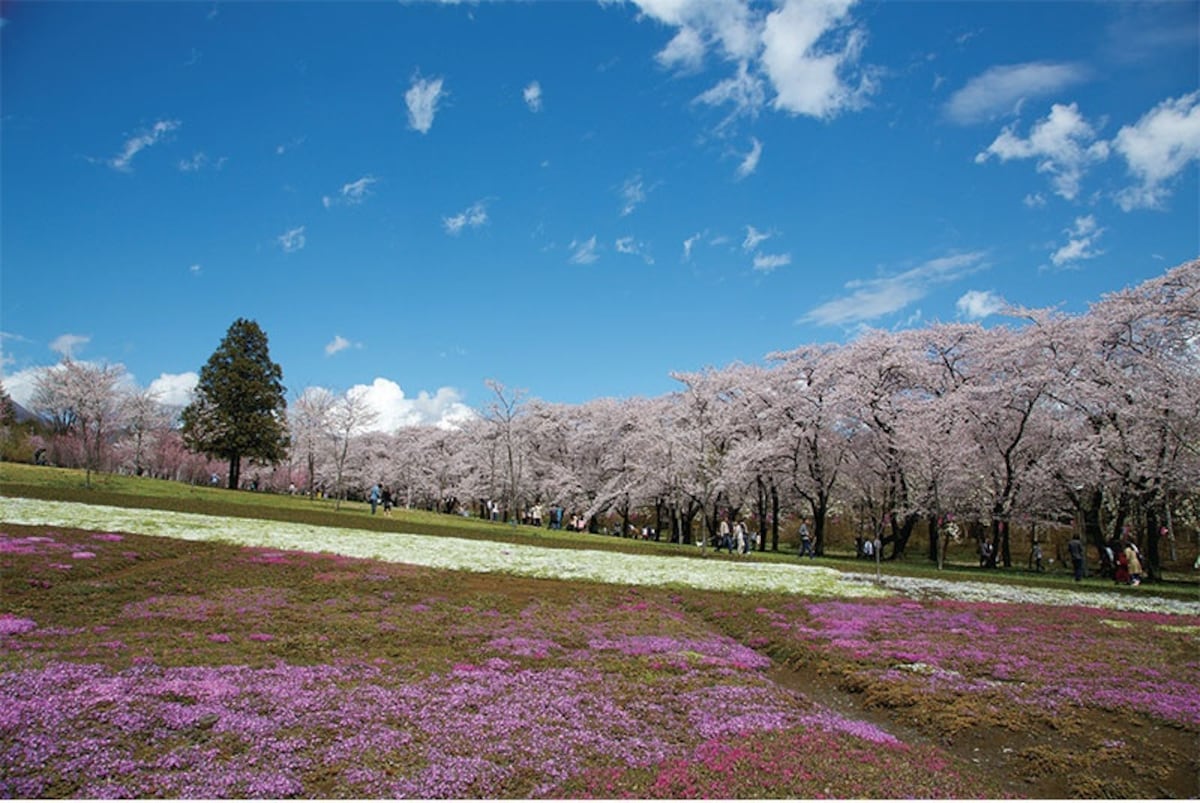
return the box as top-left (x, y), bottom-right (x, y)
top-left (2, 497), bottom-right (1198, 798)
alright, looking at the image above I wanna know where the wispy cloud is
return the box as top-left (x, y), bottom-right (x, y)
top-left (956, 289), bottom-right (1006, 320)
top-left (178, 151), bottom-right (226, 172)
top-left (944, 62), bottom-right (1089, 125)
top-left (753, 253), bottom-right (790, 273)
top-left (682, 232), bottom-right (703, 262)
top-left (277, 226), bottom-right (306, 253)
top-left (694, 61), bottom-right (766, 127)
top-left (443, 200), bottom-right (489, 235)
top-left (523, 80), bottom-right (543, 112)
top-left (620, 174), bottom-right (649, 217)
top-left (975, 102), bottom-right (1110, 200)
top-left (735, 137), bottom-right (762, 179)
top-left (569, 236), bottom-right (599, 265)
top-left (802, 251), bottom-right (988, 326)
top-left (1112, 91), bottom-right (1200, 211)
top-left (616, 236), bottom-right (654, 264)
top-left (323, 175), bottom-right (378, 208)
top-left (324, 335), bottom-right (360, 356)
top-left (742, 224), bottom-right (771, 251)
top-left (1050, 215), bottom-right (1104, 268)
top-left (108, 119), bottom-right (180, 171)
top-left (406, 74), bottom-right (445, 134)
top-left (656, 25), bottom-right (705, 72)
top-left (50, 333), bottom-right (90, 358)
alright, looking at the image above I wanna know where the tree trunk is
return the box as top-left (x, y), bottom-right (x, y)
top-left (812, 494), bottom-right (829, 556)
top-left (1145, 509), bottom-right (1161, 582)
top-left (755, 476), bottom-right (769, 552)
top-left (888, 512), bottom-right (918, 559)
top-left (928, 514), bottom-right (939, 563)
top-left (770, 483), bottom-right (780, 552)
top-left (228, 454), bottom-right (241, 490)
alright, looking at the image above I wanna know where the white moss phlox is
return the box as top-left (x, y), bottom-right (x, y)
top-left (0, 497), bottom-right (886, 599)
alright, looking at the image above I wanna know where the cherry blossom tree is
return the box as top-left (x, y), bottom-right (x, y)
top-left (289, 387), bottom-right (336, 499)
top-left (762, 346), bottom-right (852, 555)
top-left (327, 386), bottom-right (379, 508)
top-left (31, 359), bottom-right (130, 486)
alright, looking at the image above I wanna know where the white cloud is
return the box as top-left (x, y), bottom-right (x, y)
top-left (735, 137), bottom-right (762, 179)
top-left (347, 377), bottom-right (475, 431)
top-left (188, 263), bottom-right (203, 276)
top-left (50, 334), bottom-right (90, 358)
top-left (956, 289), bottom-right (1006, 320)
top-left (278, 226), bottom-right (306, 253)
top-left (753, 252), bottom-right (790, 273)
top-left (443, 200), bottom-right (489, 235)
top-left (760, 0), bottom-right (871, 119)
top-left (147, 372), bottom-right (198, 407)
top-left (636, 0), bottom-right (758, 63)
top-left (0, 365), bottom-right (40, 408)
top-left (109, 119), bottom-right (181, 172)
top-left (682, 232), bottom-right (702, 261)
top-left (1051, 215), bottom-right (1105, 267)
top-left (620, 174), bottom-right (649, 216)
top-left (802, 251), bottom-right (988, 326)
top-left (944, 62), bottom-right (1089, 125)
top-left (523, 81), bottom-right (543, 112)
top-left (324, 175), bottom-right (377, 209)
top-left (742, 224), bottom-right (770, 251)
top-left (1112, 91), bottom-right (1200, 211)
top-left (975, 102), bottom-right (1110, 200)
top-left (406, 75), bottom-right (445, 134)
top-left (1023, 192), bottom-right (1047, 208)
top-left (639, 0), bottom-right (873, 127)
top-left (325, 335), bottom-right (353, 356)
top-left (569, 236), bottom-right (599, 265)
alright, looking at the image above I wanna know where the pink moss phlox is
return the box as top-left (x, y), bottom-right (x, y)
top-left (0, 614), bottom-right (37, 636)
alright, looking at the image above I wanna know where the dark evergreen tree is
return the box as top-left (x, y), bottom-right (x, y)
top-left (181, 318), bottom-right (288, 489)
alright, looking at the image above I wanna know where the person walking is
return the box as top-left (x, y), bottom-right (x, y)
top-left (1067, 533), bottom-right (1085, 581)
top-left (718, 518), bottom-right (733, 554)
top-left (368, 483), bottom-right (381, 515)
top-left (799, 520), bottom-right (815, 558)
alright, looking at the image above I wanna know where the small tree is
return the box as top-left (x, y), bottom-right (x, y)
top-left (180, 318), bottom-right (289, 490)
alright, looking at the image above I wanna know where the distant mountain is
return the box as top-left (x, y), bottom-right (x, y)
top-left (7, 398), bottom-right (39, 425)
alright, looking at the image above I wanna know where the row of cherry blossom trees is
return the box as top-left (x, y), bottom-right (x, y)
top-left (9, 260), bottom-right (1198, 577)
top-left (323, 259), bottom-right (1199, 577)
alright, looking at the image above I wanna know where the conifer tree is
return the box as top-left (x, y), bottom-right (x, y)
top-left (181, 318), bottom-right (288, 489)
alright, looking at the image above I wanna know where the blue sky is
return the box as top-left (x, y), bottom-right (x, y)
top-left (2, 0), bottom-right (1198, 428)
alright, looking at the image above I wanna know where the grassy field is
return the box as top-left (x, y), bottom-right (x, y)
top-left (2, 463), bottom-right (1198, 798)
